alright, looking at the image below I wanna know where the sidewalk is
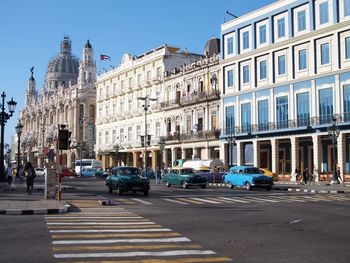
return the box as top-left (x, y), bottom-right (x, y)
top-left (0, 182), bottom-right (70, 215)
top-left (209, 181), bottom-right (350, 193)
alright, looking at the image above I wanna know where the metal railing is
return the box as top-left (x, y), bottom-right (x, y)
top-left (180, 89), bottom-right (220, 105)
top-left (161, 129), bottom-right (221, 142)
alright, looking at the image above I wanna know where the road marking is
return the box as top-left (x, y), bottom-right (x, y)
top-left (45, 216), bottom-right (142, 219)
top-left (46, 219), bottom-right (150, 222)
top-left (48, 224), bottom-right (164, 229)
top-left (205, 197), bottom-right (234, 204)
top-left (47, 211), bottom-right (131, 215)
top-left (223, 197), bottom-right (250, 203)
top-left (190, 198), bottom-right (220, 204)
top-left (244, 196), bottom-right (279, 203)
top-left (54, 250), bottom-right (216, 259)
top-left (52, 232), bottom-right (181, 239)
top-left (163, 198), bottom-right (189, 205)
top-left (58, 257), bottom-right (232, 263)
top-left (268, 196), bottom-right (296, 202)
top-left (301, 195), bottom-right (333, 202)
top-left (177, 198), bottom-right (204, 205)
top-left (53, 237), bottom-right (191, 245)
top-left (47, 222), bottom-right (156, 226)
top-left (131, 198), bottom-right (153, 205)
top-left (50, 228), bottom-right (172, 233)
top-left (53, 244), bottom-right (202, 252)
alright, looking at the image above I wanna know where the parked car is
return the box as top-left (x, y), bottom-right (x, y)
top-left (80, 168), bottom-right (97, 177)
top-left (224, 166), bottom-right (273, 191)
top-left (142, 167), bottom-right (155, 179)
top-left (259, 168), bottom-right (278, 181)
top-left (106, 166), bottom-right (150, 196)
top-left (35, 168), bottom-right (45, 177)
top-left (195, 167), bottom-right (226, 183)
top-left (162, 167), bottom-right (207, 189)
top-left (60, 168), bottom-right (77, 177)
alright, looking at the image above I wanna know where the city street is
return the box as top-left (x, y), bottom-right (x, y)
top-left (0, 177), bottom-right (350, 262)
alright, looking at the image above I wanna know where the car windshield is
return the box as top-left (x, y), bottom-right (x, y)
top-left (115, 167), bottom-right (141, 176)
top-left (244, 168), bottom-right (261, 174)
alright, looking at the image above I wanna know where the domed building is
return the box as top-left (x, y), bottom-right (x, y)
top-left (20, 36), bottom-right (97, 168)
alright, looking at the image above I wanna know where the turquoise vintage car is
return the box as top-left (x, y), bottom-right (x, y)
top-left (162, 167), bottom-right (207, 189)
top-left (224, 166), bottom-right (273, 190)
top-left (106, 166), bottom-right (150, 196)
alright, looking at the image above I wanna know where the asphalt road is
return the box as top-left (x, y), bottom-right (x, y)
top-left (0, 176), bottom-right (349, 263)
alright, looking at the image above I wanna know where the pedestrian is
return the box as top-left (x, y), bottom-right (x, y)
top-left (24, 162), bottom-right (36, 195)
top-left (6, 166), bottom-right (13, 186)
top-left (337, 167), bottom-right (342, 183)
top-left (18, 165), bottom-right (24, 184)
top-left (294, 168), bottom-right (301, 185)
top-left (156, 168), bottom-right (161, 184)
top-left (303, 168), bottom-right (309, 185)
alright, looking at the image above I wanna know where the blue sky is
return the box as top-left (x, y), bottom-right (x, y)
top-left (0, 0), bottom-right (275, 145)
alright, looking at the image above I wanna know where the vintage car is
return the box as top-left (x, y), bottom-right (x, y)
top-left (60, 168), bottom-right (77, 177)
top-left (162, 167), bottom-right (208, 189)
top-left (224, 166), bottom-right (273, 190)
top-left (106, 166), bottom-right (150, 196)
top-left (259, 168), bottom-right (278, 181)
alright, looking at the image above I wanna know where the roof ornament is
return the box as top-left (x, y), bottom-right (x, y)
top-left (30, 66), bottom-right (34, 80)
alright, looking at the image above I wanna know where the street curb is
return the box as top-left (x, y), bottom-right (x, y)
top-left (0, 204), bottom-right (70, 216)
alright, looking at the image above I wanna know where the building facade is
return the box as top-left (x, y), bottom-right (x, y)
top-left (20, 36), bottom-right (97, 168)
top-left (221, 0), bottom-right (350, 182)
top-left (161, 39), bottom-right (222, 167)
top-left (95, 45), bottom-right (202, 170)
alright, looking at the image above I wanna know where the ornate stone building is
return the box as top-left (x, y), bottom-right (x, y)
top-left (20, 36), bottom-right (96, 168)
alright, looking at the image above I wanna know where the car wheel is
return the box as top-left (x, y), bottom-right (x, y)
top-left (245, 182), bottom-right (251, 191)
top-left (228, 182), bottom-right (234, 189)
top-left (143, 190), bottom-right (149, 196)
top-left (108, 185), bottom-right (113, 194)
top-left (266, 186), bottom-right (272, 191)
top-left (165, 182), bottom-right (171, 187)
top-left (201, 184), bottom-right (206, 189)
top-left (182, 182), bottom-right (188, 189)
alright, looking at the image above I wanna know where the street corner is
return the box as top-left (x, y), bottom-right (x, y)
top-left (0, 200), bottom-right (70, 216)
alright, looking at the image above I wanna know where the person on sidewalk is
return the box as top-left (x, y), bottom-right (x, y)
top-left (337, 168), bottom-right (343, 183)
top-left (294, 168), bottom-right (301, 185)
top-left (303, 168), bottom-right (309, 185)
top-left (155, 168), bottom-right (161, 184)
top-left (24, 162), bottom-right (36, 195)
top-left (6, 166), bottom-right (13, 186)
top-left (17, 165), bottom-right (24, 184)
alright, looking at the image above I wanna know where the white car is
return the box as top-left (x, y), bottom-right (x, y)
top-left (35, 168), bottom-right (45, 177)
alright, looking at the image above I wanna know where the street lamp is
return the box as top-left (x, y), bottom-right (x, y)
top-left (158, 139), bottom-right (165, 171)
top-left (328, 115), bottom-right (340, 184)
top-left (115, 144), bottom-right (120, 167)
top-left (225, 117), bottom-right (235, 168)
top-left (15, 121), bottom-right (23, 169)
top-left (0, 92), bottom-right (17, 182)
top-left (137, 95), bottom-right (157, 171)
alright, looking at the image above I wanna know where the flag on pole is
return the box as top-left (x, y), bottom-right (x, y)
top-left (100, 54), bottom-right (111, 61)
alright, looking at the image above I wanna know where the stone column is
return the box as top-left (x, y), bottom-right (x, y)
top-left (171, 147), bottom-right (176, 165)
top-left (192, 147), bottom-right (199, 159)
top-left (151, 150), bottom-right (157, 171)
top-left (253, 140), bottom-right (260, 168)
top-left (291, 137), bottom-right (299, 181)
top-left (181, 147), bottom-right (186, 159)
top-left (220, 143), bottom-right (226, 164)
top-left (163, 149), bottom-right (168, 168)
top-left (312, 134), bottom-right (321, 182)
top-left (133, 152), bottom-right (138, 167)
top-left (236, 141), bottom-right (243, 166)
top-left (337, 133), bottom-right (346, 182)
top-left (271, 139), bottom-right (279, 174)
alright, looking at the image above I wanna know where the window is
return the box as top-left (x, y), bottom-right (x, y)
top-left (260, 60), bottom-right (267, 80)
top-left (112, 130), bottom-right (116, 143)
top-left (298, 49), bottom-right (307, 70)
top-left (243, 65), bottom-right (250, 84)
top-left (297, 92), bottom-right (310, 126)
top-left (258, 100), bottom-right (269, 131)
top-left (113, 103), bottom-right (117, 115)
top-left (344, 85), bottom-right (350, 121)
top-left (156, 122), bottom-right (160, 138)
top-left (225, 106), bottom-right (235, 134)
top-left (319, 88), bottom-right (333, 124)
top-left (227, 69), bottom-right (234, 87)
top-left (276, 96), bottom-right (288, 129)
top-left (278, 55), bottom-right (286, 75)
top-left (243, 31), bottom-right (249, 49)
top-left (98, 132), bottom-right (102, 145)
top-left (120, 129), bottom-right (125, 142)
top-left (346, 37), bottom-right (350, 59)
top-left (319, 2), bottom-right (329, 24)
top-left (128, 127), bottom-right (132, 141)
top-left (277, 18), bottom-right (285, 38)
top-left (137, 125), bottom-right (141, 137)
top-left (227, 37), bottom-right (234, 55)
top-left (211, 111), bottom-right (217, 130)
top-left (259, 25), bottom-right (266, 44)
top-left (105, 131), bottom-right (110, 144)
top-left (321, 43), bottom-right (330, 65)
top-left (345, 0), bottom-right (350, 16)
top-left (241, 103), bottom-right (251, 133)
top-left (298, 10), bottom-right (306, 31)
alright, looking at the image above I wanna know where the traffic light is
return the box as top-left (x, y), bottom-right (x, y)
top-left (147, 135), bottom-right (151, 146)
top-left (58, 129), bottom-right (69, 150)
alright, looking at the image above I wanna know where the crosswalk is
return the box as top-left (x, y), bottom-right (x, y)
top-left (111, 194), bottom-right (350, 206)
top-left (45, 200), bottom-right (232, 262)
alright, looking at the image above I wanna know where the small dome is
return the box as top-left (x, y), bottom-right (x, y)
top-left (45, 36), bottom-right (79, 89)
top-left (204, 38), bottom-right (220, 57)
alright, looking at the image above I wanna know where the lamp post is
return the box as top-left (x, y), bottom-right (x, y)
top-left (0, 92), bottom-right (17, 182)
top-left (328, 116), bottom-right (340, 184)
top-left (15, 121), bottom-right (23, 169)
top-left (137, 95), bottom-right (157, 172)
top-left (115, 144), bottom-right (120, 167)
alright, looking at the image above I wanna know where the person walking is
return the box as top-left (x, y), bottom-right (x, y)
top-left (18, 165), bottom-right (24, 184)
top-left (24, 162), bottom-right (36, 195)
top-left (303, 168), bottom-right (309, 185)
top-left (6, 166), bottom-right (13, 186)
top-left (156, 168), bottom-right (161, 184)
top-left (337, 167), bottom-right (342, 183)
top-left (294, 168), bottom-right (300, 185)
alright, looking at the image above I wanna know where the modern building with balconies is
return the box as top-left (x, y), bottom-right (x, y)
top-left (95, 45), bottom-right (202, 169)
top-left (220, 0), bottom-right (350, 181)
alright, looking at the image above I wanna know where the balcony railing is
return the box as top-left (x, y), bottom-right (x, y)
top-left (161, 129), bottom-right (221, 142)
top-left (160, 99), bottom-right (180, 109)
top-left (180, 89), bottom-right (220, 105)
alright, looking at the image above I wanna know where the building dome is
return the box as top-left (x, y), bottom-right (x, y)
top-left (45, 36), bottom-right (79, 90)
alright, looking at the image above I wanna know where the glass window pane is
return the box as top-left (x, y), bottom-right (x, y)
top-left (298, 49), bottom-right (307, 70)
top-left (319, 88), bottom-right (333, 124)
top-left (259, 25), bottom-right (266, 44)
top-left (297, 92), bottom-right (310, 126)
top-left (344, 85), bottom-right (350, 121)
top-left (278, 18), bottom-right (285, 38)
top-left (243, 31), bottom-right (249, 49)
top-left (260, 60), bottom-right (267, 80)
top-left (227, 69), bottom-right (234, 87)
top-left (227, 37), bottom-right (234, 55)
top-left (225, 106), bottom-right (235, 134)
top-left (298, 10), bottom-right (306, 31)
top-left (243, 65), bottom-right (249, 83)
top-left (241, 103), bottom-right (251, 133)
top-left (278, 55), bottom-right (286, 75)
top-left (321, 43), bottom-right (330, 65)
top-left (320, 2), bottom-right (329, 24)
top-left (346, 37), bottom-right (350, 60)
top-left (276, 96), bottom-right (288, 129)
top-left (258, 100), bottom-right (269, 131)
top-left (345, 0), bottom-right (350, 16)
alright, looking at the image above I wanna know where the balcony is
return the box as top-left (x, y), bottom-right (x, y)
top-left (151, 75), bottom-right (162, 84)
top-left (160, 99), bottom-right (180, 109)
top-left (161, 129), bottom-right (221, 143)
top-left (180, 89), bottom-right (220, 106)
